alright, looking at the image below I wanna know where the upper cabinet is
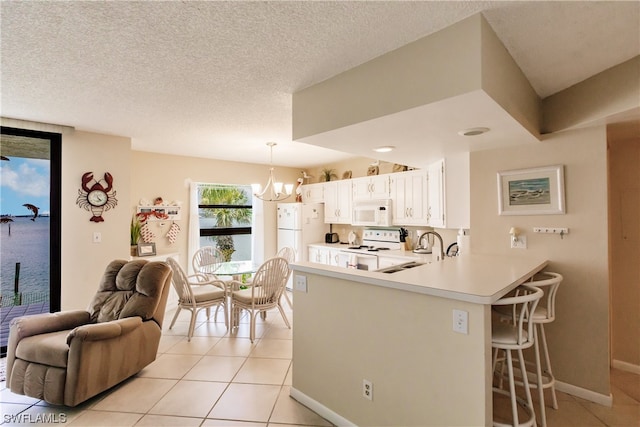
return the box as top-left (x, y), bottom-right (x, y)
top-left (389, 158), bottom-right (467, 229)
top-left (390, 169), bottom-right (428, 226)
top-left (301, 183), bottom-right (324, 203)
top-left (352, 175), bottom-right (390, 201)
top-left (426, 159), bottom-right (445, 228)
top-left (324, 180), bottom-right (352, 224)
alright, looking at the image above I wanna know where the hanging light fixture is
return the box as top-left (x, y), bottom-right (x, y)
top-left (251, 142), bottom-right (293, 202)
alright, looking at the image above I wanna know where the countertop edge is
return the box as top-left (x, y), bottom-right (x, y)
top-left (292, 255), bottom-right (549, 305)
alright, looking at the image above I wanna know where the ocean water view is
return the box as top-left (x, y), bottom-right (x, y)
top-left (1, 217), bottom-right (50, 298)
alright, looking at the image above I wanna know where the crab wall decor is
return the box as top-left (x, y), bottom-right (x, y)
top-left (76, 172), bottom-right (118, 222)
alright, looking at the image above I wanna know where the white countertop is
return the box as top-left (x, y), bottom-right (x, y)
top-left (292, 254), bottom-right (548, 304)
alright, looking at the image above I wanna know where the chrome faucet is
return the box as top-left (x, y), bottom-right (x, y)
top-left (415, 231), bottom-right (445, 261)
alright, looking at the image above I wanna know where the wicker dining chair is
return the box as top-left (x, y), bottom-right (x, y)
top-left (228, 257), bottom-right (290, 342)
top-left (167, 257), bottom-right (228, 341)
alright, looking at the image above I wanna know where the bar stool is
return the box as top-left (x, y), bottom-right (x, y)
top-left (525, 272), bottom-right (563, 427)
top-left (492, 284), bottom-right (543, 427)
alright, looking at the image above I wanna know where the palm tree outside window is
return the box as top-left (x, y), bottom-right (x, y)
top-left (198, 184), bottom-right (252, 262)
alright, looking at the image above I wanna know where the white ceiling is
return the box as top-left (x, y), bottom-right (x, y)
top-left (1, 1), bottom-right (638, 168)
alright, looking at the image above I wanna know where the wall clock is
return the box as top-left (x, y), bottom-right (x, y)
top-left (76, 172), bottom-right (118, 222)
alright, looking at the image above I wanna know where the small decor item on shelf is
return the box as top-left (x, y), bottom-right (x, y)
top-left (367, 165), bottom-right (379, 176)
top-left (320, 168), bottom-right (338, 182)
top-left (137, 242), bottom-right (156, 257)
top-left (393, 163), bottom-right (408, 172)
top-left (153, 197), bottom-right (163, 205)
top-left (295, 178), bottom-right (303, 202)
top-left (342, 170), bottom-right (352, 180)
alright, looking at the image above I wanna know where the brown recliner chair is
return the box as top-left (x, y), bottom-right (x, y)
top-left (6, 259), bottom-right (172, 407)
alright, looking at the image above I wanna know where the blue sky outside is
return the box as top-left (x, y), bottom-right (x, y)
top-left (0, 158), bottom-right (50, 216)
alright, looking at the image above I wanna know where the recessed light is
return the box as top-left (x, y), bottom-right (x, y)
top-left (458, 127), bottom-right (490, 136)
top-left (373, 145), bottom-right (395, 153)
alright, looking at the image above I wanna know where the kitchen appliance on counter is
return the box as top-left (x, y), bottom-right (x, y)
top-left (352, 199), bottom-right (392, 227)
top-left (338, 228), bottom-right (403, 270)
top-left (277, 203), bottom-right (329, 288)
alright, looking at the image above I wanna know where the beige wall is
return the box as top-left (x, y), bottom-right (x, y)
top-left (608, 132), bottom-right (640, 368)
top-left (61, 130), bottom-right (133, 309)
top-left (130, 150), bottom-right (301, 272)
top-left (292, 271), bottom-right (491, 426)
top-left (471, 126), bottom-right (610, 395)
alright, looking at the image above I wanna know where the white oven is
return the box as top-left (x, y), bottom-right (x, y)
top-left (338, 251), bottom-right (378, 271)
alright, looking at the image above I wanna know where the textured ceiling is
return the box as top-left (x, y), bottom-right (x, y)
top-left (1, 1), bottom-right (638, 167)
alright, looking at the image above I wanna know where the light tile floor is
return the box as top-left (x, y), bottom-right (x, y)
top-left (1, 292), bottom-right (639, 426)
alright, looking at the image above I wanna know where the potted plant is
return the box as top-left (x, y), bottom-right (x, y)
top-left (320, 168), bottom-right (338, 182)
top-left (130, 216), bottom-right (142, 256)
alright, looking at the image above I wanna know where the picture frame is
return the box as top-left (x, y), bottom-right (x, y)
top-left (137, 242), bottom-right (156, 257)
top-left (497, 165), bottom-right (565, 215)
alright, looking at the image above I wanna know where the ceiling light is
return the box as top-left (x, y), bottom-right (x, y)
top-left (458, 127), bottom-right (490, 136)
top-left (251, 142), bottom-right (293, 202)
top-left (373, 145), bottom-right (395, 153)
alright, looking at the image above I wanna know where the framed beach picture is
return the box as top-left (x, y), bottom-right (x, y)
top-left (497, 165), bottom-right (565, 215)
top-left (137, 242), bottom-right (156, 257)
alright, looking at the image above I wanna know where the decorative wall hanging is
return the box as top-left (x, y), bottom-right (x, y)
top-left (76, 172), bottom-right (118, 222)
top-left (497, 165), bottom-right (565, 215)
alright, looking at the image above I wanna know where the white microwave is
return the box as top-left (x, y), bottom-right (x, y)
top-left (352, 199), bottom-right (392, 227)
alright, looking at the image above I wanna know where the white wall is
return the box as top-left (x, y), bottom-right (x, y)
top-left (471, 125), bottom-right (610, 395)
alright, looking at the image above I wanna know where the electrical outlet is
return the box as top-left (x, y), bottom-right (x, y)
top-left (510, 235), bottom-right (527, 249)
top-left (92, 232), bottom-right (102, 243)
top-left (294, 275), bottom-right (307, 292)
top-left (453, 309), bottom-right (468, 334)
top-left (362, 379), bottom-right (373, 401)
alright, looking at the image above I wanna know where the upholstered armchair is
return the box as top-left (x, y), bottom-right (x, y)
top-left (6, 259), bottom-right (172, 407)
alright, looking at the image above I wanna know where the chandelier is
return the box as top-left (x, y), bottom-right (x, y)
top-left (252, 142), bottom-right (293, 202)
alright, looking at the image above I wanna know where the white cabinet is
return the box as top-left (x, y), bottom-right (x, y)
top-left (352, 175), bottom-right (390, 200)
top-left (327, 248), bottom-right (343, 267)
top-left (301, 183), bottom-right (324, 203)
top-left (308, 245), bottom-right (326, 264)
top-left (324, 180), bottom-right (352, 224)
top-left (308, 245), bottom-right (342, 266)
top-left (426, 159), bottom-right (446, 228)
top-left (390, 169), bottom-right (428, 226)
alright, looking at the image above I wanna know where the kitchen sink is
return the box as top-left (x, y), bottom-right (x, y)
top-left (376, 261), bottom-right (426, 274)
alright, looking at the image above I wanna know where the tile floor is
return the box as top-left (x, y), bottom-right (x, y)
top-left (1, 292), bottom-right (638, 426)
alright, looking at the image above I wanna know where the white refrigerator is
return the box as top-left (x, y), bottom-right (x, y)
top-left (277, 203), bottom-right (328, 274)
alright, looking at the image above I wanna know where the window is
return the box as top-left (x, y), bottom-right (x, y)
top-left (198, 184), bottom-right (252, 261)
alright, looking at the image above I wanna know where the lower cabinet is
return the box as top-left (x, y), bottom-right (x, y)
top-left (308, 245), bottom-right (345, 267)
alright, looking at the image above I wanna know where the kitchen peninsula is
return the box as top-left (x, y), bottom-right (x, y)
top-left (289, 254), bottom-right (548, 426)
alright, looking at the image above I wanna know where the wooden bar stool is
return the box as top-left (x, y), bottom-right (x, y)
top-left (492, 284), bottom-right (543, 427)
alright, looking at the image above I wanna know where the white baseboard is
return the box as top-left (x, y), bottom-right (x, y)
top-left (289, 387), bottom-right (356, 427)
top-left (612, 359), bottom-right (640, 375)
top-left (555, 381), bottom-right (613, 407)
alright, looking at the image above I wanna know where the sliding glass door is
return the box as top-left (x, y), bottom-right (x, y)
top-left (0, 127), bottom-right (61, 356)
